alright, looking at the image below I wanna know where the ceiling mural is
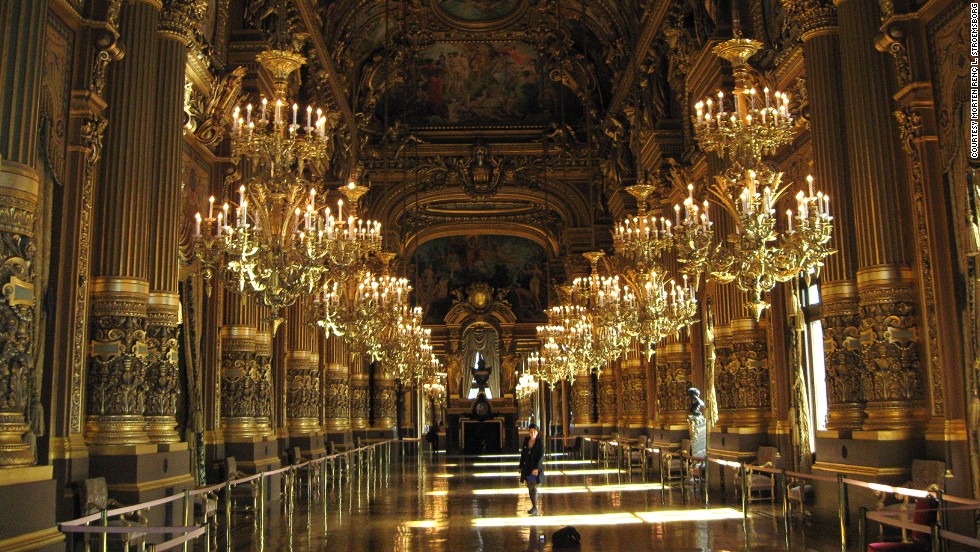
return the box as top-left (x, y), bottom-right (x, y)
top-left (385, 41), bottom-right (563, 127)
top-left (411, 235), bottom-right (548, 324)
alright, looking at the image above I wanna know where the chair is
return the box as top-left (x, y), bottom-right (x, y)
top-left (787, 475), bottom-right (814, 523)
top-left (290, 446), bottom-right (321, 500)
top-left (662, 439), bottom-right (691, 485)
top-left (874, 460), bottom-right (946, 542)
top-left (78, 477), bottom-right (147, 551)
top-left (193, 487), bottom-right (219, 549)
top-left (739, 446), bottom-right (779, 503)
top-left (222, 457), bottom-right (259, 526)
top-left (866, 495), bottom-right (938, 551)
top-left (625, 435), bottom-right (648, 473)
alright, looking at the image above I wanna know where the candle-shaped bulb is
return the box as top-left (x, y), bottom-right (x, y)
top-left (806, 174), bottom-right (814, 197)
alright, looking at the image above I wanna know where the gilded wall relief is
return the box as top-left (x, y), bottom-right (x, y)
top-left (411, 235), bottom-right (547, 324)
top-left (41, 13), bottom-right (75, 186)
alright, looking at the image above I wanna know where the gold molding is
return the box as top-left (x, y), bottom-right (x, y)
top-left (0, 527), bottom-right (64, 552)
top-left (0, 161), bottom-right (39, 199)
top-left (90, 276), bottom-right (150, 296)
top-left (812, 461), bottom-right (909, 478)
top-left (48, 435), bottom-right (90, 461)
top-left (852, 427), bottom-right (925, 441)
top-left (107, 473), bottom-right (194, 494)
top-left (0, 465), bottom-right (52, 486)
top-left (924, 418), bottom-right (969, 441)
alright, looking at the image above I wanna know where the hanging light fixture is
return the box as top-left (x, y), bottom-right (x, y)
top-left (191, 43), bottom-right (335, 328)
top-left (677, 34), bottom-right (834, 319)
top-left (569, 251), bottom-right (639, 367)
top-left (515, 371), bottom-right (538, 400)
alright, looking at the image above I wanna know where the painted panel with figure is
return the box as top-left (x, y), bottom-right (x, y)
top-left (412, 235), bottom-right (548, 324)
top-left (390, 41), bottom-right (558, 126)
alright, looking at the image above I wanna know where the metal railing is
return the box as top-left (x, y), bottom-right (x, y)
top-left (59, 439), bottom-right (401, 551)
top-left (580, 436), bottom-right (980, 551)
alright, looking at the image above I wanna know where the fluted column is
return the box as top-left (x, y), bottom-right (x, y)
top-left (286, 304), bottom-right (320, 435)
top-left (657, 342), bottom-right (693, 428)
top-left (835, 0), bottom-right (924, 430)
top-left (0, 0), bottom-right (46, 466)
top-left (322, 335), bottom-right (351, 432)
top-left (85, 0), bottom-right (162, 446)
top-left (783, 0), bottom-right (864, 430)
top-left (619, 344), bottom-right (648, 429)
top-left (143, 1), bottom-right (206, 444)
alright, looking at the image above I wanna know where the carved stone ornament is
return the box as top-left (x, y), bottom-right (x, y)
top-left (570, 376), bottom-right (593, 425)
top-left (822, 309), bottom-right (864, 406)
top-left (894, 107), bottom-right (944, 416)
top-left (0, 225), bottom-right (37, 466)
top-left (597, 372), bottom-right (617, 422)
top-left (287, 362), bottom-right (321, 421)
top-left (349, 377), bottom-right (371, 427)
top-left (620, 370), bottom-right (647, 419)
top-left (780, 0), bottom-right (837, 39)
top-left (323, 370), bottom-right (351, 425)
top-left (189, 66), bottom-right (247, 146)
top-left (144, 321), bottom-right (181, 442)
top-left (858, 273), bottom-right (921, 405)
top-left (411, 143), bottom-right (545, 200)
top-left (876, 23), bottom-right (913, 90)
top-left (159, 0), bottom-right (209, 43)
top-left (86, 281), bottom-right (150, 438)
top-left (657, 348), bottom-right (692, 423)
top-left (373, 376), bottom-right (397, 427)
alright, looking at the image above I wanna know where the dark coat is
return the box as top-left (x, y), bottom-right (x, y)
top-left (519, 435), bottom-right (545, 484)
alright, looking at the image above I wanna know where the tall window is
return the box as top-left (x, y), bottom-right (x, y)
top-left (800, 281), bottom-right (828, 449)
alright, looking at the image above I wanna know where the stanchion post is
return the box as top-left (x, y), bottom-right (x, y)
top-left (936, 490), bottom-right (947, 552)
top-left (182, 489), bottom-right (191, 552)
top-left (740, 462), bottom-right (749, 519)
top-left (703, 454), bottom-right (709, 508)
top-left (321, 459), bottom-right (329, 535)
top-left (307, 463), bottom-right (313, 530)
top-left (837, 474), bottom-right (848, 552)
top-left (258, 472), bottom-right (266, 552)
top-left (858, 506), bottom-right (867, 552)
top-left (224, 481), bottom-right (232, 551)
top-left (781, 470), bottom-right (790, 537)
top-left (101, 509), bottom-right (109, 552)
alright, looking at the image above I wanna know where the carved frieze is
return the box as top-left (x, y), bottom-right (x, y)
top-left (159, 0), bottom-right (209, 42)
top-left (287, 358), bottom-right (321, 421)
top-left (323, 367), bottom-right (351, 423)
top-left (570, 375), bottom-right (593, 425)
top-left (858, 268), bottom-right (922, 406)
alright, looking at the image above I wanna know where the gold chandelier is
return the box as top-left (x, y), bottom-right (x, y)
top-left (384, 306), bottom-right (438, 382)
top-left (677, 36), bottom-right (834, 319)
top-left (192, 47), bottom-right (336, 327)
top-left (569, 251), bottom-right (638, 367)
top-left (323, 170), bottom-right (383, 273)
top-left (515, 371), bottom-right (538, 400)
top-left (422, 373), bottom-right (446, 403)
top-left (313, 269), bottom-right (410, 359)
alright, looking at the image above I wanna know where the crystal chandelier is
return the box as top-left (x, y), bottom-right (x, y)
top-left (323, 169), bottom-right (383, 274)
top-left (526, 347), bottom-right (576, 385)
top-left (385, 306), bottom-right (438, 381)
top-left (569, 251), bottom-right (639, 366)
top-left (677, 35), bottom-right (834, 319)
top-left (313, 269), bottom-right (411, 360)
top-left (515, 371), bottom-right (538, 400)
top-left (613, 180), bottom-right (675, 271)
top-left (192, 47), bottom-right (334, 327)
top-left (422, 373), bottom-right (446, 403)
top-left (629, 269), bottom-right (699, 357)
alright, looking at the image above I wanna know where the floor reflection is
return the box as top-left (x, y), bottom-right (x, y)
top-left (231, 449), bottom-right (847, 551)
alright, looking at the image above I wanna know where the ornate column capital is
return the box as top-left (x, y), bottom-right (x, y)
top-left (782, 0), bottom-right (838, 39)
top-left (158, 0), bottom-right (207, 42)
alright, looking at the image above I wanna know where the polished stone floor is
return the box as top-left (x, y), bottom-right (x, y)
top-left (229, 448), bottom-right (853, 551)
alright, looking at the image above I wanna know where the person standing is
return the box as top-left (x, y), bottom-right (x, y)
top-left (519, 423), bottom-right (545, 516)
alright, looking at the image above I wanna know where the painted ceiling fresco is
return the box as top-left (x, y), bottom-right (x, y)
top-left (411, 235), bottom-right (548, 324)
top-left (435, 0), bottom-right (524, 22)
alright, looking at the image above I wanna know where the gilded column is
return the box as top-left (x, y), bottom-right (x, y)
top-left (143, 1), bottom-right (206, 444)
top-left (569, 369), bottom-right (594, 430)
top-left (322, 335), bottom-right (351, 435)
top-left (596, 362), bottom-right (617, 432)
top-left (835, 0), bottom-right (924, 429)
top-left (285, 304), bottom-right (320, 436)
top-left (657, 341), bottom-right (692, 429)
top-left (0, 0), bottom-right (46, 466)
top-left (715, 318), bottom-right (770, 430)
top-left (85, 0), bottom-right (162, 446)
top-left (783, 0), bottom-right (864, 430)
top-left (221, 296), bottom-right (270, 439)
top-left (349, 355), bottom-right (370, 432)
top-left (372, 369), bottom-right (397, 432)
top-left (619, 344), bottom-right (648, 430)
